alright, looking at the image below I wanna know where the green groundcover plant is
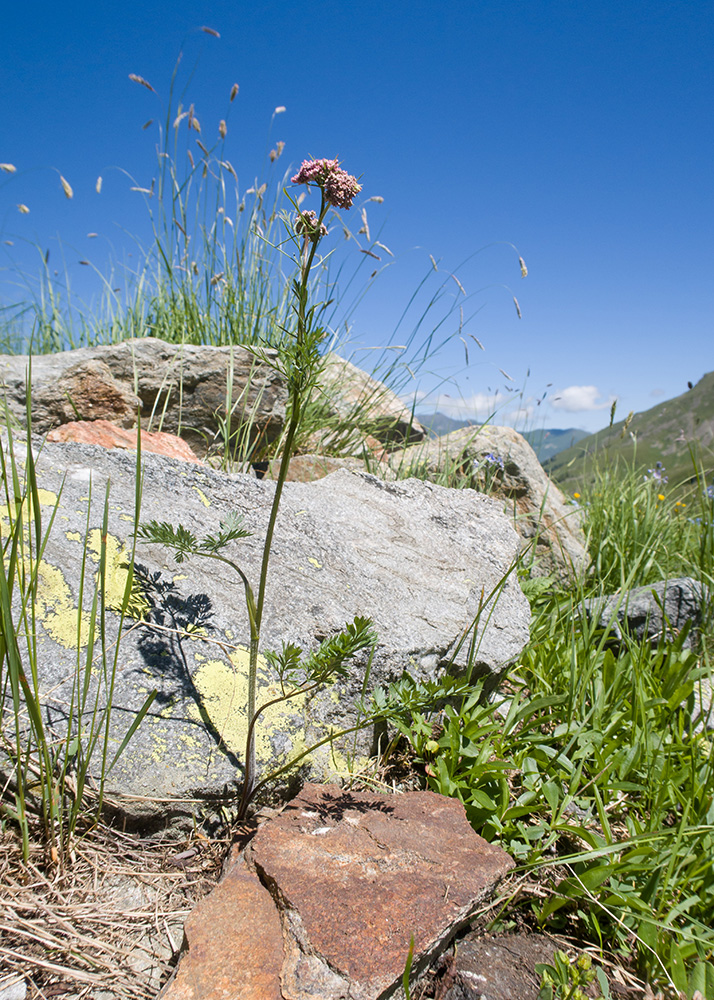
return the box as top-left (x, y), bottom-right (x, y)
top-left (381, 458), bottom-right (714, 997)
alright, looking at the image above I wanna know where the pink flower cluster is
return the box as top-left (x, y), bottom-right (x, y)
top-left (291, 158), bottom-right (362, 210)
top-left (294, 210), bottom-right (328, 240)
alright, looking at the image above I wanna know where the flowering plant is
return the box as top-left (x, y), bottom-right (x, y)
top-left (140, 157), bottom-right (375, 819)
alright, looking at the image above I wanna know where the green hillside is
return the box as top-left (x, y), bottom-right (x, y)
top-left (545, 371), bottom-right (714, 492)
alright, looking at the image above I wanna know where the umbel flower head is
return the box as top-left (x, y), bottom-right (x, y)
top-left (291, 157), bottom-right (361, 210)
top-left (294, 210), bottom-right (328, 240)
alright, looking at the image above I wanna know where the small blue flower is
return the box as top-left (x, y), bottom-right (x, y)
top-left (646, 461), bottom-right (668, 484)
top-left (483, 452), bottom-right (505, 470)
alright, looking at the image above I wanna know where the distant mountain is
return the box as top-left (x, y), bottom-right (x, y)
top-left (416, 412), bottom-right (590, 462)
top-left (418, 413), bottom-right (478, 438)
top-left (544, 372), bottom-right (714, 491)
top-left (522, 427), bottom-right (591, 462)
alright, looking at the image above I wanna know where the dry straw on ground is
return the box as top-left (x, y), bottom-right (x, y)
top-left (0, 821), bottom-right (227, 999)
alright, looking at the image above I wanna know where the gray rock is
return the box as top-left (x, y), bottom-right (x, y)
top-left (306, 353), bottom-right (426, 450)
top-left (584, 576), bottom-right (708, 647)
top-left (1, 438), bottom-right (529, 825)
top-left (395, 425), bottom-right (588, 582)
top-left (0, 337), bottom-right (287, 457)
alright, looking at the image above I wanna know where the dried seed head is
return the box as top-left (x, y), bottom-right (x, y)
top-left (174, 109), bottom-right (188, 130)
top-left (128, 73), bottom-right (155, 93)
top-left (17, 203), bottom-right (30, 214)
top-left (60, 175), bottom-right (73, 199)
top-left (219, 119), bottom-right (227, 139)
top-left (519, 256), bottom-right (528, 278)
top-left (429, 254), bottom-right (438, 271)
top-left (79, 260), bottom-right (90, 265)
top-left (196, 139), bottom-right (209, 157)
top-left (0, 163), bottom-right (16, 173)
top-left (274, 105), bottom-right (286, 114)
top-left (369, 195), bottom-right (384, 203)
top-left (269, 140), bottom-right (285, 162)
top-left (513, 296), bottom-right (522, 319)
top-left (451, 273), bottom-right (465, 295)
top-left (96, 176), bottom-right (102, 193)
top-left (200, 25), bottom-right (220, 37)
top-left (87, 232), bottom-right (98, 238)
top-left (230, 83), bottom-right (239, 101)
top-left (222, 160), bottom-right (237, 181)
top-left (187, 149), bottom-right (195, 169)
top-left (142, 119), bottom-right (153, 130)
top-left (359, 206), bottom-right (370, 241)
top-left (187, 104), bottom-right (201, 133)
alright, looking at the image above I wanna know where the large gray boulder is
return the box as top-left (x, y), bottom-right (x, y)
top-left (0, 337), bottom-right (286, 457)
top-left (303, 353), bottom-right (426, 453)
top-left (1, 438), bottom-right (529, 825)
top-left (395, 425), bottom-right (588, 582)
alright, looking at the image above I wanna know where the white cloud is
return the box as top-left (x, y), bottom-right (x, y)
top-left (550, 385), bottom-right (615, 413)
top-left (408, 390), bottom-right (509, 420)
top-left (406, 390), bottom-right (536, 429)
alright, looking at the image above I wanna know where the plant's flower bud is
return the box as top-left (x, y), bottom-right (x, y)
top-left (294, 210), bottom-right (328, 240)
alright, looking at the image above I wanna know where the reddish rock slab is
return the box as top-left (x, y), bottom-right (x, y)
top-left (159, 853), bottom-right (283, 1000)
top-left (47, 419), bottom-right (202, 463)
top-left (246, 784), bottom-right (514, 1000)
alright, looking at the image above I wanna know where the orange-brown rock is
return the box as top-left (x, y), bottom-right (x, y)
top-left (159, 854), bottom-right (283, 1000)
top-left (47, 419), bottom-right (202, 463)
top-left (162, 784), bottom-right (514, 1000)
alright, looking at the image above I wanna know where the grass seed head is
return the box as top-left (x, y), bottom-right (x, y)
top-left (230, 83), bottom-right (239, 101)
top-left (128, 73), bottom-right (155, 93)
top-left (17, 203), bottom-right (30, 213)
top-left (0, 163), bottom-right (17, 173)
top-left (60, 175), bottom-right (73, 199)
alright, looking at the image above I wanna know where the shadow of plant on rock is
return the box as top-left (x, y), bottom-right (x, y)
top-left (130, 563), bottom-right (243, 770)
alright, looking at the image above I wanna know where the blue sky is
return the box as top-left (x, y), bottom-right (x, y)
top-left (1, 0), bottom-right (712, 433)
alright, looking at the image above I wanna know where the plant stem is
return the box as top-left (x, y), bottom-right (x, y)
top-left (238, 195), bottom-right (328, 816)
